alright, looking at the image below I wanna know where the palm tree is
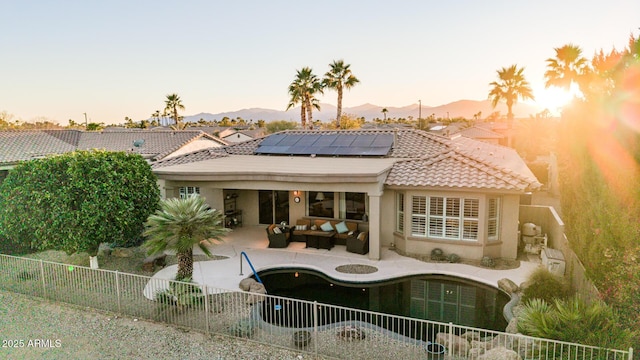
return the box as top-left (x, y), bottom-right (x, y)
top-left (323, 60), bottom-right (360, 128)
top-left (164, 93), bottom-right (185, 130)
top-left (544, 44), bottom-right (589, 93)
top-left (287, 67), bottom-right (323, 129)
top-left (381, 108), bottom-right (388, 121)
top-left (488, 64), bottom-right (534, 127)
top-left (143, 195), bottom-right (228, 281)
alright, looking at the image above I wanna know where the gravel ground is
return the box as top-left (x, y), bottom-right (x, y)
top-left (0, 290), bottom-right (323, 360)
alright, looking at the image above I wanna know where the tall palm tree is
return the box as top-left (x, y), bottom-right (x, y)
top-left (488, 64), bottom-right (534, 127)
top-left (286, 80), bottom-right (307, 128)
top-left (287, 67), bottom-right (323, 129)
top-left (143, 195), bottom-right (228, 281)
top-left (323, 60), bottom-right (360, 128)
top-left (164, 93), bottom-right (185, 130)
top-left (381, 108), bottom-right (388, 121)
top-left (544, 44), bottom-right (589, 93)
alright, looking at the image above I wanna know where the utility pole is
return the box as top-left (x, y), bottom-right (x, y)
top-left (83, 113), bottom-right (88, 128)
top-left (418, 100), bottom-right (422, 129)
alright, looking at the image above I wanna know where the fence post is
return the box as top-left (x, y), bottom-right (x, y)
top-left (203, 285), bottom-right (210, 334)
top-left (448, 322), bottom-right (453, 360)
top-left (39, 259), bottom-right (47, 299)
top-left (115, 271), bottom-right (121, 314)
top-left (629, 347), bottom-right (633, 360)
top-left (313, 301), bottom-right (318, 358)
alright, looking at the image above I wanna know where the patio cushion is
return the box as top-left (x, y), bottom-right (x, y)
top-left (320, 221), bottom-right (334, 232)
top-left (335, 221), bottom-right (349, 234)
top-left (357, 231), bottom-right (367, 241)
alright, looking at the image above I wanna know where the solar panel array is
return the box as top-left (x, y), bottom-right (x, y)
top-left (255, 133), bottom-right (394, 156)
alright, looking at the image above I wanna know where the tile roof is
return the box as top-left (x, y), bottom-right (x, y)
top-left (0, 130), bottom-right (78, 165)
top-left (0, 129), bottom-right (225, 165)
top-left (385, 150), bottom-right (539, 191)
top-left (149, 128), bottom-right (541, 192)
top-left (453, 126), bottom-right (504, 139)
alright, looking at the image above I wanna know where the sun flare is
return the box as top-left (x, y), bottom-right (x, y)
top-left (531, 84), bottom-right (581, 116)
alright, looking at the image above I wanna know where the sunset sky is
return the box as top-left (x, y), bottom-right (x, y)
top-left (2, 0), bottom-right (638, 125)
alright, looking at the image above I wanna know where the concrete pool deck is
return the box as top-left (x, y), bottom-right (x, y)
top-left (147, 225), bottom-right (541, 295)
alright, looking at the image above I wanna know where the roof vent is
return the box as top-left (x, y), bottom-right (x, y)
top-left (133, 139), bottom-right (145, 147)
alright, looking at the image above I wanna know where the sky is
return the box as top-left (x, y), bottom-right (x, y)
top-left (1, 0), bottom-right (638, 125)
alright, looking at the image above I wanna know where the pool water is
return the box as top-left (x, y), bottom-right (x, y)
top-left (255, 268), bottom-right (508, 335)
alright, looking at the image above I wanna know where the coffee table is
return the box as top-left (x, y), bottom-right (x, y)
top-left (305, 231), bottom-right (335, 250)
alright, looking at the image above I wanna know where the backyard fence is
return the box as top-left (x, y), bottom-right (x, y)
top-left (0, 253), bottom-right (633, 360)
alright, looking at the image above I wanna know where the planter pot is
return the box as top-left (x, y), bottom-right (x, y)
top-left (293, 330), bottom-right (311, 348)
top-left (425, 341), bottom-right (446, 359)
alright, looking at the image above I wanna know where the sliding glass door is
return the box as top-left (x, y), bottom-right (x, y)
top-left (258, 190), bottom-right (289, 225)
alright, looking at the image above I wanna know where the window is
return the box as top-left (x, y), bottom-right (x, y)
top-left (396, 193), bottom-right (405, 233)
top-left (179, 186), bottom-right (200, 199)
top-left (308, 191), bottom-right (334, 218)
top-left (412, 195), bottom-right (479, 241)
top-left (339, 192), bottom-right (367, 220)
top-left (487, 197), bottom-right (500, 241)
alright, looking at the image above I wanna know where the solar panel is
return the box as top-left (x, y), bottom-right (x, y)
top-left (254, 133), bottom-right (394, 156)
top-left (258, 134), bottom-right (287, 146)
top-left (351, 134), bottom-right (376, 147)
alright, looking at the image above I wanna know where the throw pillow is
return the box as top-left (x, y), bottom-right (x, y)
top-left (295, 224), bottom-right (307, 231)
top-left (273, 227), bottom-right (282, 234)
top-left (311, 224), bottom-right (317, 231)
top-left (357, 232), bottom-right (367, 241)
top-left (320, 221), bottom-right (334, 232)
top-left (335, 221), bottom-right (349, 234)
top-left (348, 231), bottom-right (354, 236)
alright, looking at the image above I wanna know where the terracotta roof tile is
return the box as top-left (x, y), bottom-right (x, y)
top-left (0, 129), bottom-right (225, 165)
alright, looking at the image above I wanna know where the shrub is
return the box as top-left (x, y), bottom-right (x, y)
top-left (155, 277), bottom-right (204, 307)
top-left (430, 248), bottom-right (445, 261)
top-left (521, 268), bottom-right (569, 304)
top-left (229, 318), bottom-right (255, 338)
top-left (480, 256), bottom-right (495, 268)
top-left (518, 296), bottom-right (637, 351)
top-left (448, 253), bottom-right (461, 263)
top-left (0, 150), bottom-right (160, 254)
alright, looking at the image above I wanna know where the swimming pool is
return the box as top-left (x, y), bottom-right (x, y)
top-left (255, 268), bottom-right (509, 335)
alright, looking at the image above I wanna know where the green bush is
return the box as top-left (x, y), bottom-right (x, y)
top-left (0, 150), bottom-right (160, 254)
top-left (521, 268), bottom-right (570, 304)
top-left (518, 296), bottom-right (637, 351)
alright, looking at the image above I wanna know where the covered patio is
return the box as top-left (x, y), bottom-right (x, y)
top-left (148, 225), bottom-right (540, 294)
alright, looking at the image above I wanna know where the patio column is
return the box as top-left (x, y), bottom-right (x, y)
top-left (368, 193), bottom-right (381, 260)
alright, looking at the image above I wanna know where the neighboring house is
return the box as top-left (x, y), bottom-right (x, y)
top-left (220, 128), bottom-right (267, 143)
top-left (0, 129), bottom-right (227, 179)
top-left (450, 126), bottom-right (504, 145)
top-left (152, 129), bottom-right (540, 261)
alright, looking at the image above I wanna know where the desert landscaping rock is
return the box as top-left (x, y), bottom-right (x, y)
top-left (0, 290), bottom-right (317, 360)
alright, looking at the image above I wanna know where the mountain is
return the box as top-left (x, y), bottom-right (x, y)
top-left (180, 100), bottom-right (542, 123)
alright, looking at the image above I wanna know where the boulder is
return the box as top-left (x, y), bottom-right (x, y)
top-left (435, 332), bottom-right (470, 356)
top-left (239, 278), bottom-right (257, 291)
top-left (478, 346), bottom-right (522, 360)
top-left (468, 347), bottom-right (485, 359)
top-left (498, 278), bottom-right (519, 294)
top-left (506, 317), bottom-right (519, 334)
top-left (461, 331), bottom-right (481, 341)
top-left (246, 282), bottom-right (267, 304)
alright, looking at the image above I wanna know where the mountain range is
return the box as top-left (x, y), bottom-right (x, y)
top-left (181, 99), bottom-right (543, 123)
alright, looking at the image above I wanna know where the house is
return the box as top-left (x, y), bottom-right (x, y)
top-left (152, 128), bottom-right (541, 261)
top-left (220, 128), bottom-right (267, 143)
top-left (0, 129), bottom-right (227, 181)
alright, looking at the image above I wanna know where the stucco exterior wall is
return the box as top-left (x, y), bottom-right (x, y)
top-left (390, 190), bottom-right (521, 261)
